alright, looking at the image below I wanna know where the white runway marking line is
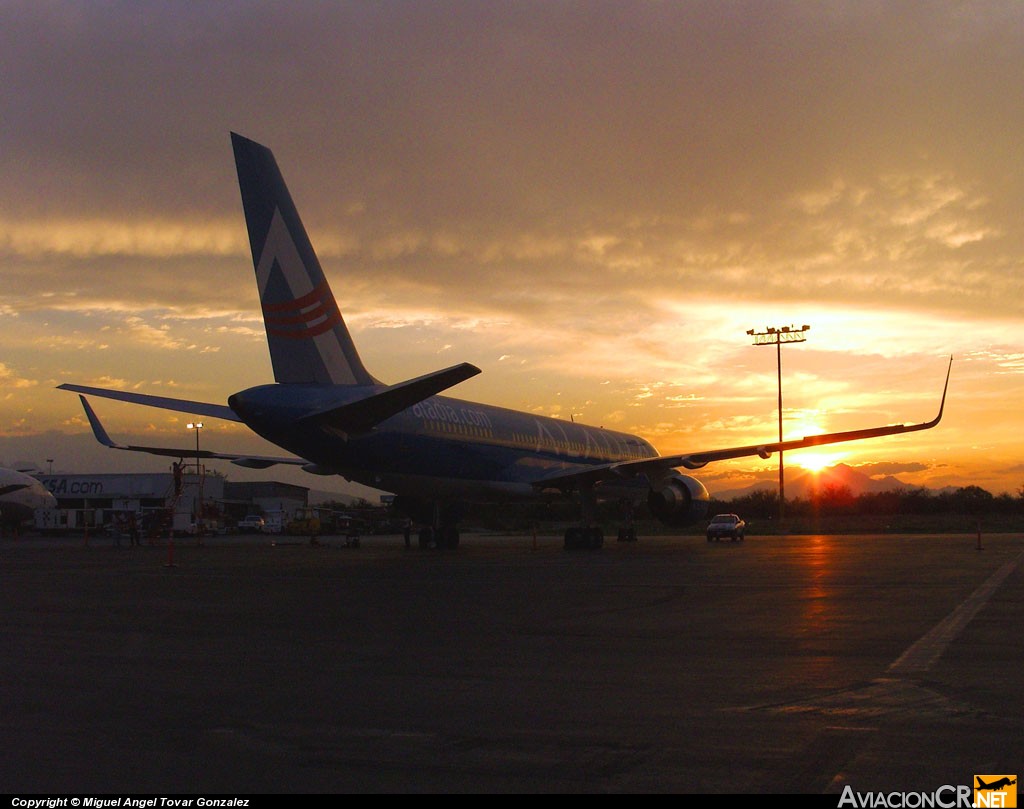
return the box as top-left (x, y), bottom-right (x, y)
top-left (888, 550), bottom-right (1024, 675)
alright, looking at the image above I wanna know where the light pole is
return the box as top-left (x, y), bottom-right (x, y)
top-left (746, 325), bottom-right (810, 521)
top-left (187, 422), bottom-right (203, 532)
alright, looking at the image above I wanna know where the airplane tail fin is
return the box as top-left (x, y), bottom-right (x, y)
top-left (231, 132), bottom-right (377, 386)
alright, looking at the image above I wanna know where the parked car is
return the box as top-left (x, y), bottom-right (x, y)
top-left (706, 513), bottom-right (745, 542)
top-left (189, 519), bottom-right (226, 536)
top-left (237, 515), bottom-right (265, 533)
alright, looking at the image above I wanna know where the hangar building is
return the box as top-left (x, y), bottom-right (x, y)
top-left (36, 470), bottom-right (308, 536)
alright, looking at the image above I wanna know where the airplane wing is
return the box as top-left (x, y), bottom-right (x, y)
top-left (61, 364), bottom-right (481, 472)
top-left (60, 363), bottom-right (481, 437)
top-left (56, 384), bottom-right (241, 422)
top-left (537, 357), bottom-right (952, 490)
top-left (74, 395), bottom-right (308, 470)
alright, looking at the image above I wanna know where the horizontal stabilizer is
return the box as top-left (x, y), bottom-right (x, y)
top-left (57, 384), bottom-right (240, 422)
top-left (76, 396), bottom-right (306, 468)
top-left (298, 362), bottom-right (482, 436)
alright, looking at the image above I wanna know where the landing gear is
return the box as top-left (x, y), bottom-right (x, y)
top-left (418, 523), bottom-right (460, 549)
top-left (564, 482), bottom-right (604, 550)
top-left (616, 500), bottom-right (638, 542)
top-left (408, 501), bottom-right (461, 550)
top-left (418, 526), bottom-right (433, 549)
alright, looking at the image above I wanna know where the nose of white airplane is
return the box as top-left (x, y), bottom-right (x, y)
top-left (27, 482), bottom-right (57, 510)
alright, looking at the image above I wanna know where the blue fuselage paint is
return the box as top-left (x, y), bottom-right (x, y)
top-left (228, 384), bottom-right (660, 500)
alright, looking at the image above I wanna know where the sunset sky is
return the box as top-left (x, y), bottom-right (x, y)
top-left (1, 2), bottom-right (1022, 499)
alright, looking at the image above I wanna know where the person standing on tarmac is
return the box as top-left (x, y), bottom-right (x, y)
top-left (172, 460), bottom-right (184, 496)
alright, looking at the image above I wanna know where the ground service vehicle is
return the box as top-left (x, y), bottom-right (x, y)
top-left (237, 515), bottom-right (264, 532)
top-left (706, 513), bottom-right (745, 542)
top-left (285, 508), bottom-right (320, 537)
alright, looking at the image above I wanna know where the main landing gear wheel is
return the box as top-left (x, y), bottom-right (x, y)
top-left (564, 526), bottom-right (604, 550)
top-left (417, 525), bottom-right (460, 549)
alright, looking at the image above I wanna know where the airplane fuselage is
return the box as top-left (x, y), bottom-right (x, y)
top-left (0, 469), bottom-right (58, 529)
top-left (228, 384), bottom-right (660, 500)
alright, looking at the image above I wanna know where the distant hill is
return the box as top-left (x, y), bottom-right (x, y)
top-left (712, 463), bottom-right (928, 502)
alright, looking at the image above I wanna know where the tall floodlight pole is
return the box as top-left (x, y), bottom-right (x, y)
top-left (746, 325), bottom-right (810, 521)
top-left (187, 422), bottom-right (203, 532)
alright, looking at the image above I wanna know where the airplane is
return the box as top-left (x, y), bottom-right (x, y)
top-left (0, 467), bottom-right (58, 532)
top-left (59, 133), bottom-right (951, 550)
top-left (977, 778), bottom-right (1017, 791)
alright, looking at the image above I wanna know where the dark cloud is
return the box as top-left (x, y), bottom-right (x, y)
top-left (2, 2), bottom-right (1020, 322)
top-left (854, 461), bottom-right (932, 476)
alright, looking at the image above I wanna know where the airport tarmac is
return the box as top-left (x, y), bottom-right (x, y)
top-left (1, 531), bottom-right (1021, 794)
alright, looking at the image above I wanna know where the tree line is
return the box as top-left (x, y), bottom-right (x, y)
top-left (716, 484), bottom-right (1021, 520)
top-left (323, 484), bottom-right (1023, 534)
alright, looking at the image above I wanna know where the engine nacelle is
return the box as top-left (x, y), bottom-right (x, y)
top-left (647, 473), bottom-right (710, 527)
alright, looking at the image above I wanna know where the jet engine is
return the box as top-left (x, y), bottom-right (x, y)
top-left (647, 473), bottom-right (710, 527)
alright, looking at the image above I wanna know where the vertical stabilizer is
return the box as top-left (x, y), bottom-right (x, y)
top-left (231, 132), bottom-right (376, 386)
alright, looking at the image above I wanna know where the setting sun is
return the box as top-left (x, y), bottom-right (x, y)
top-left (792, 451), bottom-right (848, 474)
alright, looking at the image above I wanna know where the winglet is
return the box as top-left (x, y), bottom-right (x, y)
top-left (75, 395), bottom-right (309, 468)
top-left (930, 355), bottom-right (953, 428)
top-left (78, 395), bottom-right (122, 448)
